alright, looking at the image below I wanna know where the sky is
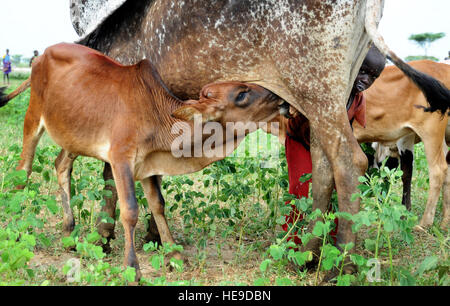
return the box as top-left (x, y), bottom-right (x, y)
top-left (0, 0), bottom-right (449, 61)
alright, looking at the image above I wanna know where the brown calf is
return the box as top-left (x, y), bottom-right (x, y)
top-left (0, 43), bottom-right (285, 279)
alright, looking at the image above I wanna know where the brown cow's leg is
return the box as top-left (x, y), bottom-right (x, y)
top-left (55, 149), bottom-right (77, 237)
top-left (417, 136), bottom-right (447, 229)
top-left (308, 112), bottom-right (367, 276)
top-left (400, 150), bottom-right (414, 211)
top-left (97, 162), bottom-right (118, 252)
top-left (141, 176), bottom-right (182, 260)
top-left (441, 151), bottom-right (450, 230)
top-left (109, 159), bottom-right (141, 280)
top-left (302, 129), bottom-right (335, 260)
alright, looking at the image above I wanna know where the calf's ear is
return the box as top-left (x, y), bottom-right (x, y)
top-left (172, 105), bottom-right (222, 122)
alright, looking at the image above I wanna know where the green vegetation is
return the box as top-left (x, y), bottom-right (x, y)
top-left (406, 32), bottom-right (446, 62)
top-left (0, 75), bottom-right (447, 286)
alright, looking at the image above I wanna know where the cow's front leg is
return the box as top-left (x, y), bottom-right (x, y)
top-left (307, 112), bottom-right (367, 277)
top-left (302, 129), bottom-right (335, 260)
top-left (109, 159), bottom-right (141, 280)
top-left (97, 162), bottom-right (119, 253)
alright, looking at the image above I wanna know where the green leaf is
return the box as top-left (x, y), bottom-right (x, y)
top-left (151, 254), bottom-right (163, 271)
top-left (37, 233), bottom-right (51, 247)
top-left (358, 176), bottom-right (368, 183)
top-left (269, 245), bottom-right (284, 261)
top-left (86, 231), bottom-right (101, 244)
top-left (275, 277), bottom-right (294, 286)
top-left (312, 221), bottom-right (325, 237)
top-left (62, 236), bottom-right (76, 248)
top-left (254, 277), bottom-right (270, 286)
top-left (289, 250), bottom-right (312, 266)
top-left (259, 259), bottom-right (272, 273)
top-left (43, 170), bottom-right (51, 182)
top-left (336, 274), bottom-right (355, 286)
top-left (299, 173), bottom-right (312, 183)
top-left (415, 256), bottom-right (438, 276)
top-left (45, 198), bottom-right (59, 214)
top-left (123, 267), bottom-right (136, 283)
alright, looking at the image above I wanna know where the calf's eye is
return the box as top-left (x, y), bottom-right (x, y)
top-left (235, 91), bottom-right (248, 104)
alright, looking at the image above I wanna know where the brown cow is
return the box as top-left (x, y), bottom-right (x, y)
top-left (353, 60), bottom-right (450, 230)
top-left (269, 60), bottom-right (450, 231)
top-left (0, 42), bottom-right (287, 279)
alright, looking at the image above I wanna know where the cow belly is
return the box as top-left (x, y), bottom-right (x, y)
top-left (105, 0), bottom-right (368, 115)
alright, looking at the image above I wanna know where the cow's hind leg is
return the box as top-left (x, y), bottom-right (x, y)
top-left (440, 150), bottom-right (450, 230)
top-left (55, 149), bottom-right (77, 237)
top-left (141, 176), bottom-right (181, 261)
top-left (97, 162), bottom-right (119, 253)
top-left (417, 135), bottom-right (447, 229)
top-left (397, 135), bottom-right (416, 211)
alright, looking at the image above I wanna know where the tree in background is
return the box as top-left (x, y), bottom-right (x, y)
top-left (11, 54), bottom-right (23, 66)
top-left (406, 32), bottom-right (445, 62)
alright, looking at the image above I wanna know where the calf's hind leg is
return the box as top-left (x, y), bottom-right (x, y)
top-left (16, 98), bottom-right (44, 183)
top-left (54, 149), bottom-right (77, 237)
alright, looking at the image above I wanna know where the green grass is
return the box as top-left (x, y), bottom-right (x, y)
top-left (0, 74), bottom-right (447, 286)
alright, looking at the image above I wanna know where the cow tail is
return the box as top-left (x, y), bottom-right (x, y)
top-left (365, 0), bottom-right (450, 116)
top-left (0, 77), bottom-right (31, 108)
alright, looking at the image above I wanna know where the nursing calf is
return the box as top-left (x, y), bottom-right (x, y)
top-left (0, 43), bottom-right (285, 279)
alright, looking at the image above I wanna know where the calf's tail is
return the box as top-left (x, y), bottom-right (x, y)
top-left (0, 77), bottom-right (31, 108)
top-left (365, 0), bottom-right (450, 116)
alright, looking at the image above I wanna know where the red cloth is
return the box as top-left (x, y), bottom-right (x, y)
top-left (347, 92), bottom-right (366, 128)
top-left (282, 135), bottom-right (338, 245)
top-left (282, 93), bottom-right (366, 245)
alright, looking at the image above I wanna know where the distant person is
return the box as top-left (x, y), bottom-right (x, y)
top-left (29, 50), bottom-right (39, 67)
top-left (444, 51), bottom-right (450, 65)
top-left (3, 49), bottom-right (11, 85)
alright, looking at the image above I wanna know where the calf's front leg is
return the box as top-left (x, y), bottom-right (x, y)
top-left (109, 159), bottom-right (141, 280)
top-left (97, 162), bottom-right (119, 252)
